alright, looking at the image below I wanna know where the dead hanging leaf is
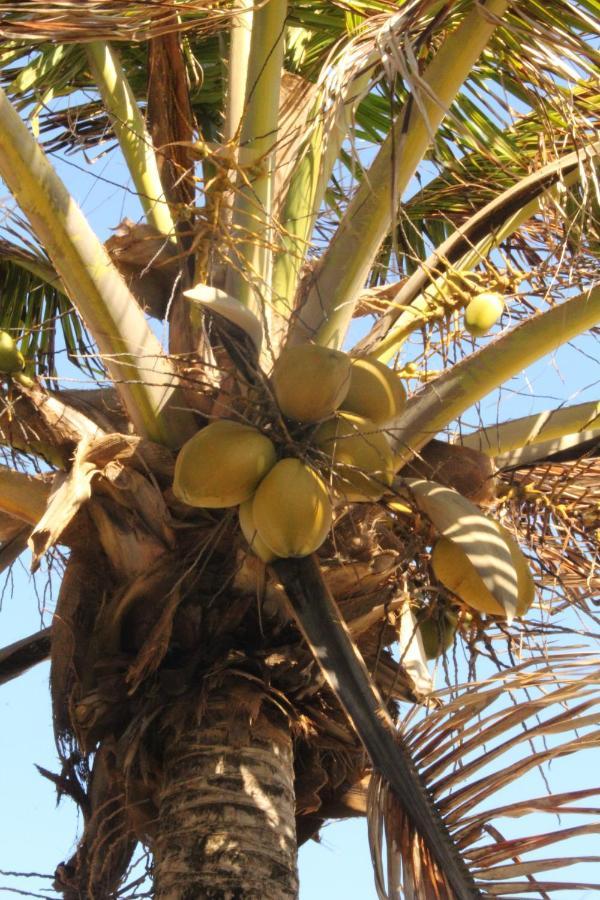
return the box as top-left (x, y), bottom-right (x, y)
top-left (401, 478), bottom-right (519, 621)
top-left (397, 601), bottom-right (434, 699)
top-left (125, 580), bottom-right (182, 694)
top-left (53, 741), bottom-right (136, 900)
top-left (28, 433), bottom-right (151, 570)
top-left (51, 542), bottom-right (110, 744)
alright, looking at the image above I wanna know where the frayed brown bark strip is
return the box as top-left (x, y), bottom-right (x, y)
top-left (147, 30), bottom-right (195, 211)
top-left (274, 555), bottom-right (480, 900)
top-left (51, 543), bottom-right (110, 743)
top-left (0, 627), bottom-right (51, 686)
top-left (53, 743), bottom-right (136, 900)
top-left (153, 686), bottom-right (299, 900)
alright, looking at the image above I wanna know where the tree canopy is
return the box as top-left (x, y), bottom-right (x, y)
top-left (0, 1), bottom-right (599, 898)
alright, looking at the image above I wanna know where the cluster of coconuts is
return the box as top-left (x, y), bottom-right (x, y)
top-left (0, 331), bottom-right (25, 375)
top-left (173, 344), bottom-right (407, 561)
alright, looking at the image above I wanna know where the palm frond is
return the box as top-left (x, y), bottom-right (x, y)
top-left (0, 223), bottom-right (104, 379)
top-left (0, 1), bottom-right (237, 42)
top-left (0, 627), bottom-right (51, 687)
top-left (369, 653), bottom-right (600, 898)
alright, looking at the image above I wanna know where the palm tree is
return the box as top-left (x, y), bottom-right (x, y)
top-left (0, 1), bottom-right (599, 897)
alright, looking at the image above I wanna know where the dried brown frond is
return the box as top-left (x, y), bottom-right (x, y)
top-left (499, 456), bottom-right (600, 619)
top-left (0, 2), bottom-right (238, 43)
top-left (369, 653), bottom-right (600, 898)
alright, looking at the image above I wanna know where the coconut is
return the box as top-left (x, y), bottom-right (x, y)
top-left (418, 608), bottom-right (458, 659)
top-left (314, 412), bottom-right (394, 502)
top-left (0, 332), bottom-right (25, 374)
top-left (463, 291), bottom-right (504, 337)
top-left (271, 344), bottom-right (351, 423)
top-left (238, 498), bottom-right (277, 563)
top-left (431, 523), bottom-right (534, 617)
top-left (173, 419), bottom-right (277, 509)
top-left (340, 356), bottom-right (406, 424)
top-left (252, 458), bottom-right (332, 558)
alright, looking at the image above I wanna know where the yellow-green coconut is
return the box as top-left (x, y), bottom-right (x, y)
top-left (431, 523), bottom-right (534, 617)
top-left (341, 356), bottom-right (407, 425)
top-left (314, 412), bottom-right (394, 502)
top-left (0, 331), bottom-right (24, 374)
top-left (238, 498), bottom-right (277, 563)
top-left (463, 292), bottom-right (504, 337)
top-left (419, 608), bottom-right (458, 659)
top-left (173, 419), bottom-right (276, 509)
top-left (252, 458), bottom-right (332, 558)
top-left (271, 344), bottom-right (351, 423)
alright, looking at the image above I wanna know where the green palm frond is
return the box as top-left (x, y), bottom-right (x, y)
top-left (0, 223), bottom-right (102, 379)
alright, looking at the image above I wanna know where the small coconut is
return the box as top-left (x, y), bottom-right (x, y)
top-left (419, 608), bottom-right (458, 659)
top-left (252, 458), bottom-right (332, 558)
top-left (0, 332), bottom-right (25, 374)
top-left (272, 344), bottom-right (351, 423)
top-left (463, 291), bottom-right (504, 337)
top-left (173, 419), bottom-right (276, 509)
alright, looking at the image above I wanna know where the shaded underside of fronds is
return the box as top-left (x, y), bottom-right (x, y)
top-left (498, 456), bottom-right (600, 620)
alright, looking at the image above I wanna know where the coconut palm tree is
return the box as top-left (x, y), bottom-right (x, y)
top-left (0, 1), bottom-right (599, 897)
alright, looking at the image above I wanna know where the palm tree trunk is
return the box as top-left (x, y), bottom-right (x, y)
top-left (153, 686), bottom-right (299, 899)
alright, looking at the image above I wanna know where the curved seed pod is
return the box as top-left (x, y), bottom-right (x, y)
top-left (404, 478), bottom-right (519, 620)
top-left (431, 523), bottom-right (534, 618)
top-left (184, 284), bottom-right (263, 352)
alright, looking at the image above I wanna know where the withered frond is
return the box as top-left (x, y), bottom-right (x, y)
top-left (369, 652), bottom-right (600, 898)
top-left (499, 455), bottom-right (600, 619)
top-left (0, 2), bottom-right (237, 43)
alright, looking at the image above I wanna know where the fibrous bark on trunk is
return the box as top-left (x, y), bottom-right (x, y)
top-left (154, 685), bottom-right (298, 900)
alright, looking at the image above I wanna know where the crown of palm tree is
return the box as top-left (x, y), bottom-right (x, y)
top-left (0, 1), bottom-right (599, 898)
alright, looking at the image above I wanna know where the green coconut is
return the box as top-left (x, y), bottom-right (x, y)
top-left (340, 356), bottom-right (407, 425)
top-left (314, 412), bottom-right (394, 502)
top-left (271, 344), bottom-right (351, 423)
top-left (418, 608), bottom-right (458, 659)
top-left (238, 498), bottom-right (277, 563)
top-left (0, 331), bottom-right (25, 374)
top-left (252, 459), bottom-right (332, 558)
top-left (173, 419), bottom-right (277, 509)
